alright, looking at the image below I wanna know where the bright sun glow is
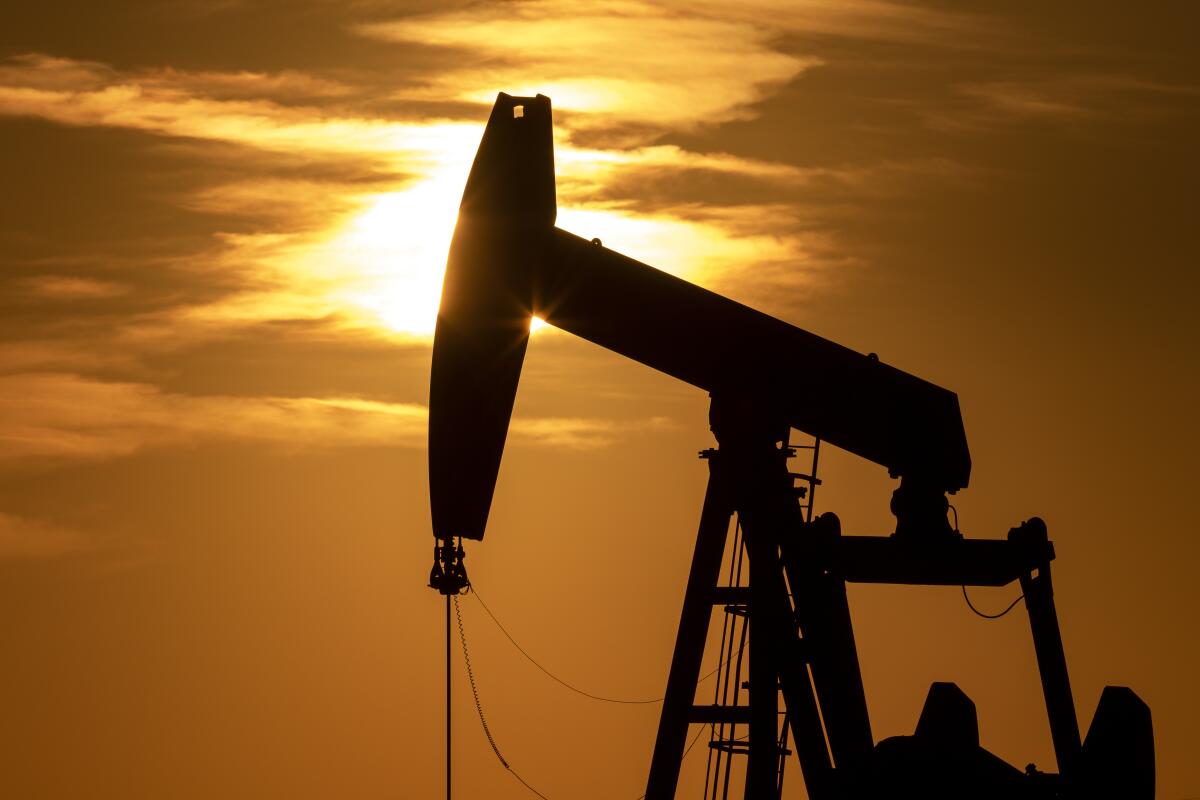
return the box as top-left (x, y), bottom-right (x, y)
top-left (319, 182), bottom-right (773, 338)
top-left (325, 123), bottom-right (481, 336)
top-left (238, 126), bottom-right (781, 340)
top-left (336, 178), bottom-right (462, 336)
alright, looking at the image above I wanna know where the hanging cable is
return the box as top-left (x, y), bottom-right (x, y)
top-left (962, 585), bottom-right (1026, 619)
top-left (949, 505), bottom-right (1025, 619)
top-left (471, 586), bottom-right (738, 705)
top-left (455, 593), bottom-right (709, 800)
top-left (454, 595), bottom-right (510, 768)
top-left (471, 587), bottom-right (662, 704)
top-left (454, 594), bottom-right (551, 799)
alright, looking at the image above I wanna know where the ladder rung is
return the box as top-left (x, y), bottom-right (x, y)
top-left (708, 740), bottom-right (792, 755)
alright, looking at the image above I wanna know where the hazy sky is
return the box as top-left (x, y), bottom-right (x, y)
top-left (1, 2), bottom-right (1197, 798)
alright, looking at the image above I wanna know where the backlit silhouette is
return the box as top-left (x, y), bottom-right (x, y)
top-left (428, 93), bottom-right (1154, 800)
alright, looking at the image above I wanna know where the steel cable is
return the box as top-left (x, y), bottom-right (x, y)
top-left (961, 585), bottom-right (1026, 619)
top-left (471, 585), bottom-right (737, 705)
top-left (454, 592), bottom-right (709, 800)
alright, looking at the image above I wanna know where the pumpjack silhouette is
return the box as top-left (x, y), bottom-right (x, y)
top-left (427, 94), bottom-right (1154, 799)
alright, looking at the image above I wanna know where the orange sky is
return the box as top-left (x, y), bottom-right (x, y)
top-left (1, 2), bottom-right (1198, 798)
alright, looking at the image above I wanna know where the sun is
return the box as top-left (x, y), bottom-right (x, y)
top-left (335, 176), bottom-right (463, 337)
top-left (334, 183), bottom-right (556, 338)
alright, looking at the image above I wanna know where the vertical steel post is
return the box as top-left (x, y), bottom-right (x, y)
top-left (447, 594), bottom-right (452, 800)
top-left (1013, 519), bottom-right (1081, 776)
top-left (782, 517), bottom-right (873, 774)
top-left (746, 528), bottom-right (782, 798)
top-left (736, 435), bottom-right (842, 800)
top-left (1020, 561), bottom-right (1082, 774)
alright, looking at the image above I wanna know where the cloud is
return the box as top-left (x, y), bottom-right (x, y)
top-left (137, 66), bottom-right (355, 101)
top-left (0, 512), bottom-right (90, 559)
top-left (511, 415), bottom-right (674, 449)
top-left (0, 53), bottom-right (831, 340)
top-left (700, 0), bottom-right (991, 45)
top-left (0, 342), bottom-right (144, 376)
top-left (0, 54), bottom-right (115, 92)
top-left (23, 276), bottom-right (127, 299)
top-left (356, 0), bottom-right (990, 132)
top-left (356, 0), bottom-right (817, 130)
top-left (0, 373), bottom-right (665, 463)
top-left (0, 373), bottom-right (427, 461)
top-left (0, 53), bottom-right (479, 163)
top-left (553, 143), bottom-right (813, 209)
top-left (935, 75), bottom-right (1200, 129)
top-left (955, 82), bottom-right (1091, 122)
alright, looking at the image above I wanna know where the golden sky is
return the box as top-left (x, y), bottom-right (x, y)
top-left (1, 2), bottom-right (1198, 798)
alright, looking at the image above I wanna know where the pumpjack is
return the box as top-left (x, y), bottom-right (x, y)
top-left (427, 94), bottom-right (1154, 799)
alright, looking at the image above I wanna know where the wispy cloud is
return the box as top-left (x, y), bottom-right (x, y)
top-left (358, 1), bottom-right (815, 130)
top-left (957, 81), bottom-right (1089, 120)
top-left (23, 275), bottom-right (128, 299)
top-left (511, 414), bottom-right (674, 449)
top-left (0, 512), bottom-right (90, 559)
top-left (0, 373), bottom-right (427, 461)
top-left (0, 54), bottom-right (479, 165)
top-left (929, 74), bottom-right (1200, 129)
top-left (0, 373), bottom-right (666, 463)
top-left (0, 51), bottom-right (834, 340)
top-left (357, 0), bottom-right (988, 131)
top-left (137, 66), bottom-right (355, 101)
top-left (677, 0), bottom-right (987, 44)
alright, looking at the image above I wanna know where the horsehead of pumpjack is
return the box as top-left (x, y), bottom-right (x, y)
top-left (427, 92), bottom-right (971, 573)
